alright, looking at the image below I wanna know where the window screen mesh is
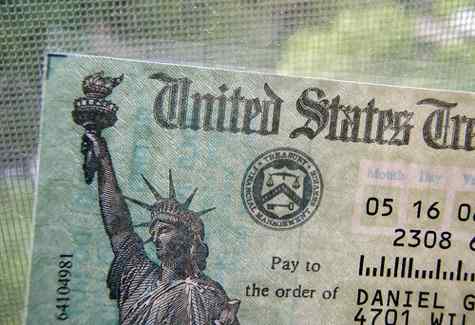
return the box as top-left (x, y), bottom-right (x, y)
top-left (1, 1), bottom-right (475, 324)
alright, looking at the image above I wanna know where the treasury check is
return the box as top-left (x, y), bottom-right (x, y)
top-left (26, 53), bottom-right (475, 325)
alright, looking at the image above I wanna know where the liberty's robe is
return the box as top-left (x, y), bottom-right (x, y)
top-left (107, 232), bottom-right (238, 325)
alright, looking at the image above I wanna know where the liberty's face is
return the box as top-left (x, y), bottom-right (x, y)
top-left (149, 216), bottom-right (192, 261)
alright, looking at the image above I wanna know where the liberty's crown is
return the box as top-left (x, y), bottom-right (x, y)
top-left (125, 170), bottom-right (216, 244)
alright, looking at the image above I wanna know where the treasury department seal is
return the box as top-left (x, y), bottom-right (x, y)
top-left (241, 147), bottom-right (323, 229)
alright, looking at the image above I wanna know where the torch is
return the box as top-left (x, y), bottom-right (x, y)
top-left (72, 71), bottom-right (123, 184)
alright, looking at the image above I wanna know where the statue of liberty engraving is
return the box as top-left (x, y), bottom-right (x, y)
top-left (73, 71), bottom-right (240, 325)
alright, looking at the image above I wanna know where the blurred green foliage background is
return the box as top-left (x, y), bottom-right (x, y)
top-left (1, 1), bottom-right (475, 324)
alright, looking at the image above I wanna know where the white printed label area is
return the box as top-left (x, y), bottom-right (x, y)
top-left (352, 160), bottom-right (474, 325)
top-left (354, 160), bottom-right (475, 242)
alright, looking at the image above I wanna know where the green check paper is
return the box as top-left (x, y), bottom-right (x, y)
top-left (26, 53), bottom-right (475, 325)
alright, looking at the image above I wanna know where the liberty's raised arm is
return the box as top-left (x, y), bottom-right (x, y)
top-left (82, 132), bottom-right (134, 245)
